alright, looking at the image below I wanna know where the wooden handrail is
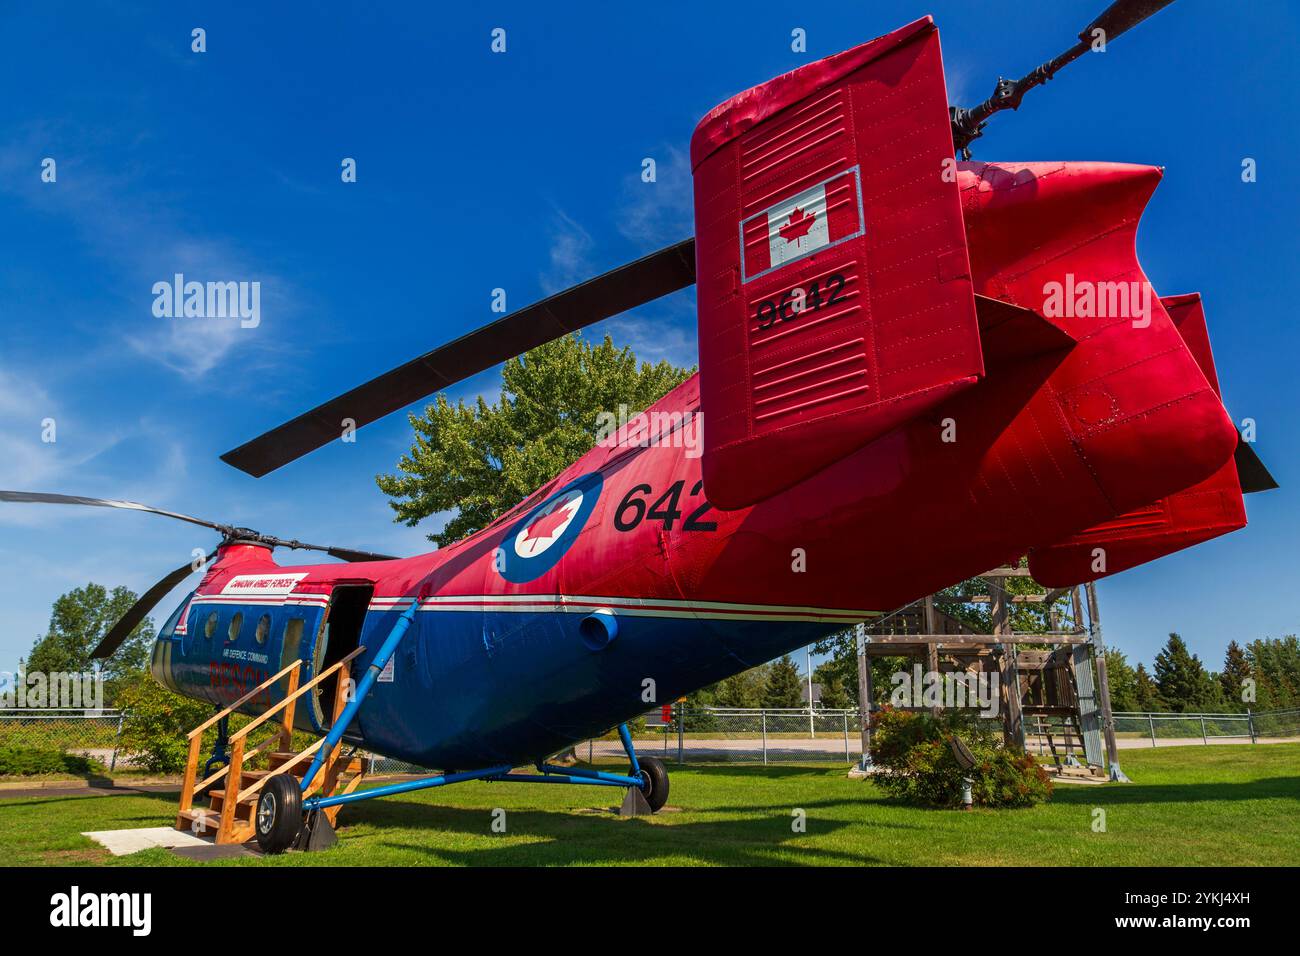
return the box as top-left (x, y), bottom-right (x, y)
top-left (189, 730), bottom-right (283, 794)
top-left (187, 658), bottom-right (303, 739)
top-left (177, 645), bottom-right (372, 842)
top-left (235, 738), bottom-right (325, 803)
top-left (229, 646), bottom-right (366, 743)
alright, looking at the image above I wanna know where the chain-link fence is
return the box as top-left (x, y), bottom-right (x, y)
top-left (364, 754), bottom-right (431, 775)
top-left (364, 709), bottom-right (863, 773)
top-left (577, 708), bottom-right (863, 765)
top-left (1113, 708), bottom-right (1300, 746)
top-left (5, 706), bottom-right (1297, 777)
top-left (0, 709), bottom-right (126, 771)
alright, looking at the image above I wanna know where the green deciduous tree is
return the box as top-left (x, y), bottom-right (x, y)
top-left (813, 663), bottom-right (850, 709)
top-left (114, 671), bottom-right (211, 774)
top-left (376, 333), bottom-right (691, 547)
top-left (707, 664), bottom-right (773, 709)
top-left (810, 629), bottom-right (860, 707)
top-left (762, 655), bottom-right (804, 709)
top-left (25, 583), bottom-right (155, 692)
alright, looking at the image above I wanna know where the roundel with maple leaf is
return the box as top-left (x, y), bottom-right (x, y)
top-left (496, 471), bottom-right (603, 583)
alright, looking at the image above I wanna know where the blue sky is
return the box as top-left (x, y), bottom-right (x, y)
top-left (1, 0), bottom-right (1297, 676)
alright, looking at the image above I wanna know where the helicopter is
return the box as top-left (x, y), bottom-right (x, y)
top-left (2, 0), bottom-right (1277, 852)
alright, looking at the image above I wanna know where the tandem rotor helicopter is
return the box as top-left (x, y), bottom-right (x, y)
top-left (3, 0), bottom-right (1276, 852)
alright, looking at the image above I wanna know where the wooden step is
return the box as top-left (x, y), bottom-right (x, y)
top-left (176, 808), bottom-right (221, 836)
top-left (267, 752), bottom-right (311, 774)
top-left (268, 751), bottom-right (365, 775)
top-left (176, 808), bottom-right (254, 845)
top-left (207, 789), bottom-right (258, 818)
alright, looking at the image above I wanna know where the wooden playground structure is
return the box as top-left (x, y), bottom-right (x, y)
top-left (855, 566), bottom-right (1128, 781)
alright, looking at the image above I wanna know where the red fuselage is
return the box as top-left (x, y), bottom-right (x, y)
top-left (153, 158), bottom-right (1240, 767)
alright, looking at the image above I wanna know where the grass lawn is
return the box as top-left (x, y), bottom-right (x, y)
top-left (1, 744), bottom-right (1296, 866)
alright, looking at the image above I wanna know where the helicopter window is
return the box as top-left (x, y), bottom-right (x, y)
top-left (227, 612), bottom-right (243, 642)
top-left (281, 618), bottom-right (304, 670)
top-left (204, 611), bottom-right (218, 639)
top-left (255, 614), bottom-right (271, 645)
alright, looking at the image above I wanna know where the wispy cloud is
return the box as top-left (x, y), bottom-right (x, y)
top-left (0, 123), bottom-right (293, 379)
top-left (617, 145), bottom-right (694, 248)
top-left (539, 207), bottom-right (595, 294)
top-left (0, 362), bottom-right (191, 519)
top-left (944, 57), bottom-right (977, 112)
top-left (600, 290), bottom-right (699, 369)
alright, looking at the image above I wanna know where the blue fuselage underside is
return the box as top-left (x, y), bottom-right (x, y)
top-left (159, 601), bottom-right (836, 768)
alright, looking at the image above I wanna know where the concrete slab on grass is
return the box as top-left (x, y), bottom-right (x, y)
top-left (82, 826), bottom-right (210, 856)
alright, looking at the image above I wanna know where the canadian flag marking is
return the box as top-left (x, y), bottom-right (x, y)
top-left (740, 165), bottom-right (865, 282)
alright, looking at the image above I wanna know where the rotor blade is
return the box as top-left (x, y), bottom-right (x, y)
top-left (285, 541), bottom-right (401, 563)
top-left (0, 490), bottom-right (400, 561)
top-left (90, 553), bottom-right (213, 659)
top-left (221, 238), bottom-right (698, 477)
top-left (950, 0), bottom-right (1178, 155)
top-left (1234, 436), bottom-right (1278, 495)
top-left (322, 547), bottom-right (399, 562)
top-left (1082, 0), bottom-right (1178, 44)
top-left (0, 490), bottom-right (225, 533)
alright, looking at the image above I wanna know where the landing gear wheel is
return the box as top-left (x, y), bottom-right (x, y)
top-left (636, 755), bottom-right (669, 812)
top-left (255, 774), bottom-right (304, 854)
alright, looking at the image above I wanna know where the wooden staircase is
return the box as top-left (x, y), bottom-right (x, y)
top-left (175, 646), bottom-right (368, 845)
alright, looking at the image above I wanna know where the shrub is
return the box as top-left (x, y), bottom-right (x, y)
top-left (0, 745), bottom-right (104, 776)
top-left (871, 707), bottom-right (1052, 809)
top-left (115, 671), bottom-right (211, 774)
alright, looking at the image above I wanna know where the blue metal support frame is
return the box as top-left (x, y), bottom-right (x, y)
top-left (300, 595), bottom-right (421, 793)
top-left (617, 722), bottom-right (642, 777)
top-left (299, 720), bottom-right (652, 815)
top-left (534, 762), bottom-right (643, 787)
top-left (304, 765), bottom-right (512, 811)
top-left (493, 772), bottom-right (632, 788)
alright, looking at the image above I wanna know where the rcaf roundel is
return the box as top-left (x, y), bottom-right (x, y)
top-left (497, 471), bottom-right (603, 583)
top-left (739, 165), bottom-right (865, 283)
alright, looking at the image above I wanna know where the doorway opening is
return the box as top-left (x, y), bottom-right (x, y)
top-left (313, 584), bottom-right (373, 728)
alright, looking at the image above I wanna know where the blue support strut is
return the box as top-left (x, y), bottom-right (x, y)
top-left (305, 765), bottom-right (512, 812)
top-left (300, 595), bottom-right (421, 793)
top-left (494, 773), bottom-right (630, 787)
top-left (535, 762), bottom-right (643, 787)
top-left (617, 722), bottom-right (642, 777)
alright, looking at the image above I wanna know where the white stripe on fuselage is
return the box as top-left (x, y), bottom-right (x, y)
top-left (185, 592), bottom-right (878, 624)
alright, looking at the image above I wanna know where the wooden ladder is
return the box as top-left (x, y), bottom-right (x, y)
top-left (175, 646), bottom-right (369, 845)
top-left (1026, 711), bottom-right (1088, 767)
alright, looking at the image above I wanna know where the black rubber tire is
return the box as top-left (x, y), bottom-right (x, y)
top-left (637, 755), bottom-right (669, 812)
top-left (255, 774), bottom-right (304, 854)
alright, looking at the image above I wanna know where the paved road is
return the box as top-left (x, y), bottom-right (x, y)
top-left (0, 781), bottom-right (178, 801)
top-left (580, 734), bottom-right (1300, 761)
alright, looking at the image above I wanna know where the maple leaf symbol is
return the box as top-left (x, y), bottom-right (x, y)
top-left (520, 496), bottom-right (577, 551)
top-left (778, 205), bottom-right (816, 244)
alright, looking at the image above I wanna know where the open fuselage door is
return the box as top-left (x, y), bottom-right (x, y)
top-left (307, 584), bottom-right (374, 729)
